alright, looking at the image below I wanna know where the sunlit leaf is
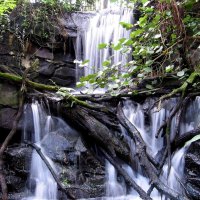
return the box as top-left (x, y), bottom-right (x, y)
top-left (177, 71), bottom-right (185, 77)
top-left (119, 22), bottom-right (133, 30)
top-left (102, 60), bottom-right (111, 66)
top-left (98, 43), bottom-right (107, 49)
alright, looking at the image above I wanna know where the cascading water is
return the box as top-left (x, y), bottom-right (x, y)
top-left (105, 96), bottom-right (200, 200)
top-left (22, 102), bottom-right (57, 200)
top-left (76, 7), bottom-right (133, 77)
top-left (19, 1), bottom-right (200, 199)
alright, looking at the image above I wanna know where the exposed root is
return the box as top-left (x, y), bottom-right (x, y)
top-left (117, 101), bottom-right (189, 200)
top-left (156, 98), bottom-right (183, 138)
top-left (172, 127), bottom-right (200, 150)
top-left (25, 142), bottom-right (75, 199)
top-left (101, 148), bottom-right (152, 200)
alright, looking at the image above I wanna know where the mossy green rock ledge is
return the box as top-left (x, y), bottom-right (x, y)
top-left (0, 82), bottom-right (19, 107)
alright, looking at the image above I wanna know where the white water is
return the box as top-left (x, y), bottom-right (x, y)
top-left (76, 8), bottom-right (133, 77)
top-left (105, 97), bottom-right (200, 200)
top-left (23, 102), bottom-right (57, 200)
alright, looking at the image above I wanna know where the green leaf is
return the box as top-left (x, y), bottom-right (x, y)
top-left (143, 1), bottom-right (150, 7)
top-left (102, 60), bottom-right (111, 66)
top-left (98, 43), bottom-right (107, 49)
top-left (79, 60), bottom-right (89, 67)
top-left (166, 65), bottom-right (174, 73)
top-left (113, 43), bottom-right (122, 51)
top-left (119, 22), bottom-right (133, 30)
top-left (122, 73), bottom-right (131, 78)
top-left (145, 60), bottom-right (153, 66)
top-left (138, 73), bottom-right (144, 78)
top-left (144, 67), bottom-right (152, 73)
top-left (123, 39), bottom-right (133, 46)
top-left (80, 73), bottom-right (97, 82)
top-left (145, 84), bottom-right (153, 89)
top-left (154, 34), bottom-right (161, 39)
top-left (139, 15), bottom-right (147, 27)
top-left (76, 82), bottom-right (85, 88)
top-left (119, 38), bottom-right (126, 43)
top-left (177, 70), bottom-right (185, 77)
top-left (131, 29), bottom-right (144, 38)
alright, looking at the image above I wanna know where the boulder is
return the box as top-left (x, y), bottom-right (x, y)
top-left (4, 145), bottom-right (32, 194)
top-left (185, 141), bottom-right (200, 200)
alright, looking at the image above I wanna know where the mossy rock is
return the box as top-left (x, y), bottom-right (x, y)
top-left (0, 83), bottom-right (19, 107)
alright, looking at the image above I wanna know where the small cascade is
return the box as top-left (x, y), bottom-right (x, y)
top-left (76, 7), bottom-right (133, 77)
top-left (105, 97), bottom-right (200, 200)
top-left (22, 102), bottom-right (57, 200)
top-left (106, 161), bottom-right (126, 197)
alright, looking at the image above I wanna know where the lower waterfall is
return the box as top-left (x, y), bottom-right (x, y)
top-left (104, 96), bottom-right (200, 200)
top-left (22, 102), bottom-right (58, 200)
top-left (21, 97), bottom-right (200, 200)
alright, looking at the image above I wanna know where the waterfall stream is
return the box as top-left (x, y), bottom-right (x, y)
top-left (19, 2), bottom-right (200, 199)
top-left (22, 102), bottom-right (58, 200)
top-left (76, 7), bottom-right (133, 77)
top-left (105, 96), bottom-right (200, 200)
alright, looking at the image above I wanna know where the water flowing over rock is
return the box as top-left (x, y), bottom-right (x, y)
top-left (103, 97), bottom-right (200, 200)
top-left (0, 3), bottom-right (200, 200)
top-left (76, 8), bottom-right (133, 77)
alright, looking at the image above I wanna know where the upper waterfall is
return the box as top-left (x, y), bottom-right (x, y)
top-left (76, 7), bottom-right (134, 78)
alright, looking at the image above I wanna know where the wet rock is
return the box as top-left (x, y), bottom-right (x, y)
top-left (58, 12), bottom-right (94, 37)
top-left (54, 65), bottom-right (76, 79)
top-left (39, 125), bottom-right (105, 199)
top-left (52, 76), bottom-right (75, 87)
top-left (41, 131), bottom-right (74, 162)
top-left (7, 192), bottom-right (26, 200)
top-left (35, 48), bottom-right (54, 60)
top-left (5, 145), bottom-right (32, 175)
top-left (185, 141), bottom-right (200, 200)
top-left (4, 145), bottom-right (32, 194)
top-left (0, 83), bottom-right (19, 107)
top-left (0, 108), bottom-right (17, 130)
top-left (38, 61), bottom-right (56, 76)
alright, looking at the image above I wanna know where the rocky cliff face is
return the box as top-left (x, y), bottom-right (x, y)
top-left (0, 9), bottom-right (93, 88)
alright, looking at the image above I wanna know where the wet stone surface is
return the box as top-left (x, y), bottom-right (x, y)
top-left (185, 141), bottom-right (200, 200)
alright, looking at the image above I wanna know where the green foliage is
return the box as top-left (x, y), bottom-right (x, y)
top-left (0, 0), bottom-right (96, 43)
top-left (77, 0), bottom-right (199, 94)
top-left (0, 0), bottom-right (17, 15)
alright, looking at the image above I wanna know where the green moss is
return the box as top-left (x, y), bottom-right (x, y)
top-left (0, 83), bottom-right (19, 107)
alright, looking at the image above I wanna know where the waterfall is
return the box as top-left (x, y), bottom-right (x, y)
top-left (22, 102), bottom-right (57, 200)
top-left (105, 97), bottom-right (200, 200)
top-left (76, 8), bottom-right (133, 77)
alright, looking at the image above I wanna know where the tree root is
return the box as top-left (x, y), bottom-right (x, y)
top-left (172, 127), bottom-right (200, 150)
top-left (25, 142), bottom-right (75, 199)
top-left (101, 148), bottom-right (152, 200)
top-left (156, 98), bottom-right (183, 138)
top-left (174, 92), bottom-right (200, 137)
top-left (117, 101), bottom-right (189, 200)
